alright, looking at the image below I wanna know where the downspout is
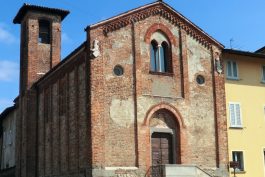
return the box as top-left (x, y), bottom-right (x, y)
top-left (131, 21), bottom-right (139, 167)
top-left (178, 29), bottom-right (185, 99)
top-left (210, 46), bottom-right (220, 168)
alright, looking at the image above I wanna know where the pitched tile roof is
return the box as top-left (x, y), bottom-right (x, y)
top-left (13, 3), bottom-right (69, 24)
top-left (0, 106), bottom-right (15, 121)
top-left (255, 46), bottom-right (265, 54)
top-left (224, 49), bottom-right (265, 58)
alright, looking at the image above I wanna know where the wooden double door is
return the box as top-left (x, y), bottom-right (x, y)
top-left (151, 132), bottom-right (174, 166)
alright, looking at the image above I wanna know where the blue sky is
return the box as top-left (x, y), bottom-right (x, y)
top-left (0, 0), bottom-right (265, 112)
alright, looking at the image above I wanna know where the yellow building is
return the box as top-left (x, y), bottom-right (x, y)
top-left (223, 48), bottom-right (265, 177)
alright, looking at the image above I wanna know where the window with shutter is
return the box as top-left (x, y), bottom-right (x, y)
top-left (262, 65), bottom-right (265, 82)
top-left (232, 151), bottom-right (244, 171)
top-left (229, 103), bottom-right (243, 128)
top-left (226, 60), bottom-right (239, 79)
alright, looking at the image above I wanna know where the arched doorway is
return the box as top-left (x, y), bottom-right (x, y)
top-left (149, 109), bottom-right (180, 166)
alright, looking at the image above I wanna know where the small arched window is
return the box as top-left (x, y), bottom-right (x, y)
top-left (150, 31), bottom-right (171, 73)
top-left (150, 40), bottom-right (158, 71)
top-left (39, 20), bottom-right (50, 44)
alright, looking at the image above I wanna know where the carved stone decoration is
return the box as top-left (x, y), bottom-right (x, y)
top-left (90, 39), bottom-right (100, 58)
top-left (215, 52), bottom-right (222, 74)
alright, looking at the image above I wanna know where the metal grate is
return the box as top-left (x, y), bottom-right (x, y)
top-left (150, 165), bottom-right (164, 177)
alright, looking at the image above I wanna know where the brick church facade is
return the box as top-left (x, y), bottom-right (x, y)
top-left (3, 1), bottom-right (229, 177)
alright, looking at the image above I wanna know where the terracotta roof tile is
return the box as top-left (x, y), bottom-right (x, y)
top-left (13, 3), bottom-right (69, 24)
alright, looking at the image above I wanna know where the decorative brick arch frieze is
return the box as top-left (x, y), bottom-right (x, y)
top-left (143, 102), bottom-right (185, 128)
top-left (93, 2), bottom-right (224, 49)
top-left (144, 23), bottom-right (177, 46)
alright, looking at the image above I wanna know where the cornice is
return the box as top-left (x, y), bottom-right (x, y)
top-left (90, 2), bottom-right (223, 49)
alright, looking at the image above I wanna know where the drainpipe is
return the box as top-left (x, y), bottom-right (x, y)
top-left (131, 21), bottom-right (139, 167)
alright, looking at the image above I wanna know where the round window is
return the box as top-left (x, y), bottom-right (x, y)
top-left (113, 65), bottom-right (124, 76)
top-left (196, 75), bottom-right (205, 85)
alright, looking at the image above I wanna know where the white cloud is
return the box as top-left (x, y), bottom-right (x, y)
top-left (0, 24), bottom-right (17, 44)
top-left (62, 32), bottom-right (71, 43)
top-left (0, 60), bottom-right (19, 82)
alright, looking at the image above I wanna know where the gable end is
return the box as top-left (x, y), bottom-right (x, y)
top-left (90, 2), bottom-right (223, 49)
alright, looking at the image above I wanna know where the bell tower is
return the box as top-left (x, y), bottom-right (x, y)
top-left (13, 3), bottom-right (69, 93)
top-left (13, 4), bottom-right (69, 177)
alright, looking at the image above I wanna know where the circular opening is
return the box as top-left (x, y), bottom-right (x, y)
top-left (196, 75), bottom-right (205, 85)
top-left (113, 65), bottom-right (124, 76)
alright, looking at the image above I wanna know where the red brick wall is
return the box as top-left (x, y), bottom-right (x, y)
top-left (20, 12), bottom-right (61, 93)
top-left (16, 3), bottom-right (228, 177)
top-left (87, 11), bottom-right (228, 176)
top-left (212, 48), bottom-right (228, 169)
top-left (17, 11), bottom-right (64, 177)
top-left (36, 50), bottom-right (89, 177)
